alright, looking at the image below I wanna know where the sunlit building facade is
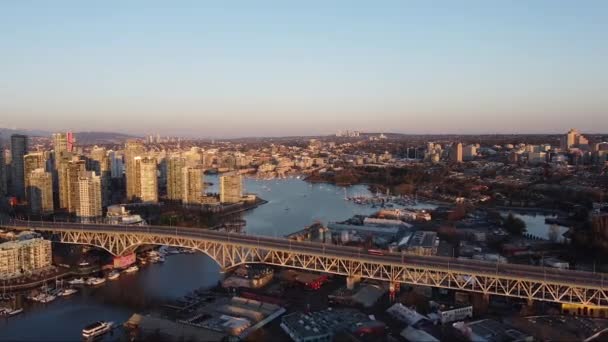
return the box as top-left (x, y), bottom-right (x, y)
top-left (182, 166), bottom-right (204, 204)
top-left (28, 168), bottom-right (54, 215)
top-left (0, 238), bottom-right (52, 279)
top-left (23, 152), bottom-right (45, 202)
top-left (125, 140), bottom-right (145, 201)
top-left (220, 172), bottom-right (243, 203)
top-left (167, 155), bottom-right (186, 201)
top-left (134, 156), bottom-right (158, 203)
top-left (74, 171), bottom-right (102, 218)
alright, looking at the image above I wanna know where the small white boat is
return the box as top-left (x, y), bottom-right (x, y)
top-left (6, 308), bottom-right (24, 316)
top-left (68, 278), bottom-right (86, 285)
top-left (167, 248), bottom-right (181, 255)
top-left (30, 293), bottom-right (47, 302)
top-left (124, 265), bottom-right (139, 273)
top-left (39, 294), bottom-right (56, 303)
top-left (86, 277), bottom-right (106, 286)
top-left (107, 271), bottom-right (120, 280)
top-left (82, 321), bottom-right (114, 339)
top-left (58, 288), bottom-right (78, 296)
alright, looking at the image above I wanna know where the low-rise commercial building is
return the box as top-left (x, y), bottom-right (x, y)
top-left (405, 230), bottom-right (439, 256)
top-left (327, 222), bottom-right (399, 239)
top-left (428, 303), bottom-right (473, 324)
top-left (387, 303), bottom-right (429, 326)
top-left (281, 308), bottom-right (384, 342)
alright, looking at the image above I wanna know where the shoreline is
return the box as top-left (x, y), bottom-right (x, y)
top-left (482, 205), bottom-right (566, 216)
top-left (217, 198), bottom-right (269, 218)
top-left (2, 266), bottom-right (102, 293)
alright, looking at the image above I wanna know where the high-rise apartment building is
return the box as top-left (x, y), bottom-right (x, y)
top-left (74, 171), bottom-right (102, 218)
top-left (57, 159), bottom-right (86, 212)
top-left (220, 172), bottom-right (243, 203)
top-left (108, 150), bottom-right (124, 179)
top-left (23, 152), bottom-right (46, 201)
top-left (68, 160), bottom-right (87, 213)
top-left (125, 140), bottom-right (145, 201)
top-left (28, 168), bottom-right (53, 215)
top-left (183, 147), bottom-right (203, 167)
top-left (52, 132), bottom-right (74, 154)
top-left (90, 146), bottom-right (108, 169)
top-left (134, 156), bottom-right (158, 203)
top-left (10, 134), bottom-right (28, 200)
top-left (54, 152), bottom-right (72, 209)
top-left (182, 166), bottom-right (204, 204)
top-left (89, 146), bottom-right (111, 206)
top-left (167, 156), bottom-right (186, 201)
top-left (0, 135), bottom-right (6, 197)
top-left (561, 129), bottom-right (589, 150)
top-left (463, 144), bottom-right (477, 161)
top-left (451, 143), bottom-right (463, 163)
top-left (202, 150), bottom-right (216, 168)
top-left (51, 134), bottom-right (74, 206)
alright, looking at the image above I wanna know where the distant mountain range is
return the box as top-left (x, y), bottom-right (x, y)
top-left (0, 128), bottom-right (139, 144)
top-left (72, 131), bottom-right (140, 145)
top-left (0, 127), bottom-right (51, 138)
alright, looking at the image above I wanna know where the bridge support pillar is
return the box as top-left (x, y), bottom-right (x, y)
top-left (389, 282), bottom-right (400, 301)
top-left (218, 268), bottom-right (228, 282)
top-left (471, 293), bottom-right (490, 314)
top-left (346, 276), bottom-right (361, 290)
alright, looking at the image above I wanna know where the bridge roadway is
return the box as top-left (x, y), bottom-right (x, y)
top-left (2, 219), bottom-right (605, 290)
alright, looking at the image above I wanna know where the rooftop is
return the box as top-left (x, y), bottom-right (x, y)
top-left (409, 231), bottom-right (437, 248)
top-left (281, 308), bottom-right (381, 340)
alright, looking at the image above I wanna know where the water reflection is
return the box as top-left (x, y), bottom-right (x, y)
top-left (207, 174), bottom-right (435, 236)
top-left (504, 212), bottom-right (569, 242)
top-left (0, 254), bottom-right (220, 341)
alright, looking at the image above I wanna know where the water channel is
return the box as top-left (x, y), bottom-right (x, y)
top-left (0, 177), bottom-right (557, 340)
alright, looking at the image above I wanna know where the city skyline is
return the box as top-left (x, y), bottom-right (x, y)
top-left (2, 2), bottom-right (608, 340)
top-left (1, 1), bottom-right (607, 137)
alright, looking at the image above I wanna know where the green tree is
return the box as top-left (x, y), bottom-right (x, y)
top-left (503, 213), bottom-right (527, 235)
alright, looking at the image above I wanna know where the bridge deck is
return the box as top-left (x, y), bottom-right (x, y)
top-left (2, 219), bottom-right (607, 307)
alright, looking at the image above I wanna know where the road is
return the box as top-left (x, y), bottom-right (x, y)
top-left (1, 218), bottom-right (606, 289)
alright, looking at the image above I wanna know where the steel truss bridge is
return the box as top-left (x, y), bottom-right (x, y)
top-left (2, 219), bottom-right (607, 308)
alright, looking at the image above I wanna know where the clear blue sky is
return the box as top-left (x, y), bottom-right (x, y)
top-left (1, 1), bottom-right (607, 137)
